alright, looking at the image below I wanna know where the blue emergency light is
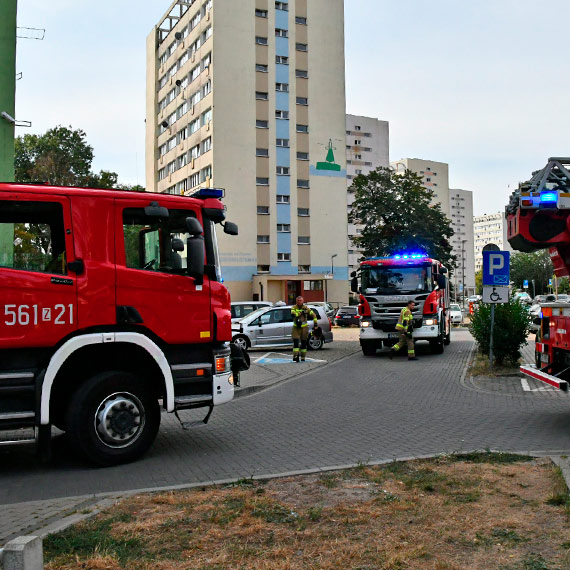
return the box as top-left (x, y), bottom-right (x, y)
top-left (191, 187), bottom-right (225, 199)
top-left (540, 191), bottom-right (557, 204)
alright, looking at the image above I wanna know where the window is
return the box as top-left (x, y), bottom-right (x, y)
top-left (189, 172), bottom-right (200, 187)
top-left (256, 177), bottom-right (269, 185)
top-left (275, 1), bottom-right (288, 10)
top-left (276, 82), bottom-right (289, 92)
top-left (296, 97), bottom-right (308, 105)
top-left (0, 201), bottom-right (67, 275)
top-left (297, 152), bottom-right (309, 161)
top-left (256, 63), bottom-right (268, 72)
top-left (201, 108), bottom-right (212, 126)
top-left (276, 110), bottom-right (289, 120)
top-left (123, 207), bottom-right (198, 274)
top-left (257, 235), bottom-right (270, 243)
top-left (257, 206), bottom-right (270, 215)
top-left (276, 55), bottom-right (289, 64)
top-left (276, 194), bottom-right (290, 203)
top-left (256, 148), bottom-right (269, 157)
top-left (277, 224), bottom-right (291, 232)
top-left (296, 43), bottom-right (308, 52)
top-left (255, 36), bottom-right (268, 45)
top-left (256, 120), bottom-right (269, 129)
top-left (190, 143), bottom-right (200, 159)
top-left (355, 125), bottom-right (361, 131)
top-left (257, 264), bottom-right (270, 273)
top-left (277, 252), bottom-right (291, 262)
top-left (276, 138), bottom-right (289, 147)
top-left (295, 16), bottom-right (307, 24)
top-left (355, 154), bottom-right (362, 160)
top-left (201, 137), bottom-right (212, 153)
top-left (276, 166), bottom-right (290, 175)
top-left (295, 69), bottom-right (308, 78)
top-left (256, 91), bottom-right (269, 100)
top-left (296, 124), bottom-right (308, 133)
top-left (297, 207), bottom-right (309, 216)
top-left (255, 8), bottom-right (268, 17)
top-left (305, 280), bottom-right (323, 291)
top-left (275, 28), bottom-right (288, 37)
top-left (298, 265), bottom-right (310, 273)
top-left (298, 236), bottom-right (310, 244)
top-left (297, 179), bottom-right (309, 188)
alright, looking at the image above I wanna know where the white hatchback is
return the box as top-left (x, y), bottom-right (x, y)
top-left (449, 303), bottom-right (463, 325)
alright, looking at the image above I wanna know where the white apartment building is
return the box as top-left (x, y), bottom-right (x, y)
top-left (146, 0), bottom-right (348, 305)
top-left (473, 212), bottom-right (512, 273)
top-left (390, 158), bottom-right (451, 218)
top-left (449, 189), bottom-right (475, 299)
top-left (345, 115), bottom-right (389, 273)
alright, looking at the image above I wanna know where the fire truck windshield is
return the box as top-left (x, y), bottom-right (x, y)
top-left (362, 266), bottom-right (433, 294)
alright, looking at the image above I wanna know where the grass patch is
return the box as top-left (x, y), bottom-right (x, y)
top-left (44, 457), bottom-right (570, 570)
top-left (469, 351), bottom-right (521, 377)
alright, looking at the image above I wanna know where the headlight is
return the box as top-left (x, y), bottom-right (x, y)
top-left (423, 318), bottom-right (438, 326)
top-left (361, 320), bottom-right (371, 328)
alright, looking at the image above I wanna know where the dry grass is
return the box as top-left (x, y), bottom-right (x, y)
top-left (44, 454), bottom-right (570, 570)
top-left (468, 351), bottom-right (522, 377)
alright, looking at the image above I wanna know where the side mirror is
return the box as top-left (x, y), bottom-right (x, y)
top-left (224, 221), bottom-right (239, 236)
top-left (185, 217), bottom-right (203, 236)
top-left (440, 266), bottom-right (448, 274)
top-left (145, 201), bottom-right (169, 217)
top-left (350, 277), bottom-right (359, 293)
top-left (437, 274), bottom-right (446, 289)
top-left (350, 271), bottom-right (357, 278)
top-left (186, 236), bottom-right (205, 284)
top-left (171, 238), bottom-right (184, 252)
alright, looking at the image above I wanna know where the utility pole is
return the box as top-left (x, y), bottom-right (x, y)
top-left (0, 0), bottom-right (17, 182)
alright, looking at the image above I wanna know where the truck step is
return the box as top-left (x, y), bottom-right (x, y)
top-left (0, 372), bottom-right (35, 386)
top-left (174, 394), bottom-right (213, 407)
top-left (0, 411), bottom-right (36, 430)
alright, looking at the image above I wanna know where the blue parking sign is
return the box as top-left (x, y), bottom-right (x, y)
top-left (483, 251), bottom-right (510, 286)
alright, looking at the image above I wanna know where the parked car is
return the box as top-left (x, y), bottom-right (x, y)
top-left (448, 303), bottom-right (463, 325)
top-left (307, 301), bottom-right (337, 321)
top-left (533, 294), bottom-right (556, 304)
top-left (529, 303), bottom-right (542, 332)
top-left (557, 294), bottom-right (570, 302)
top-left (231, 305), bottom-right (333, 351)
top-left (231, 301), bottom-right (273, 323)
top-left (334, 305), bottom-right (361, 327)
top-left (514, 291), bottom-right (532, 305)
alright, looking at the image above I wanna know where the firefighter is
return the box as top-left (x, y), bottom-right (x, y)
top-left (390, 300), bottom-right (418, 361)
top-left (291, 296), bottom-right (318, 362)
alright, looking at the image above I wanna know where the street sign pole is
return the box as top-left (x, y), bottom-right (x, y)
top-left (489, 305), bottom-right (495, 368)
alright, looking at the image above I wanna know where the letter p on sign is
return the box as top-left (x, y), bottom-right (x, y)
top-left (482, 251), bottom-right (510, 286)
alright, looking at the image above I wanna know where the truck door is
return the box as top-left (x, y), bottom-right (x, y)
top-left (0, 195), bottom-right (78, 349)
top-left (115, 201), bottom-right (211, 345)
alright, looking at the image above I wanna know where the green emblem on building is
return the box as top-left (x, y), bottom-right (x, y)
top-left (316, 139), bottom-right (341, 172)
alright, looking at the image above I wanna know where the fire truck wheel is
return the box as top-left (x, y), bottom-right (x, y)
top-left (444, 327), bottom-right (451, 345)
top-left (66, 371), bottom-right (161, 467)
top-left (430, 327), bottom-right (445, 354)
top-left (360, 341), bottom-right (378, 356)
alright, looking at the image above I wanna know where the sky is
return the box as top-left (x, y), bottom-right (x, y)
top-left (14, 0), bottom-right (570, 216)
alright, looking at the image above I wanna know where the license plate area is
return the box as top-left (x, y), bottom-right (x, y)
top-left (541, 354), bottom-right (549, 363)
top-left (387, 333), bottom-right (398, 339)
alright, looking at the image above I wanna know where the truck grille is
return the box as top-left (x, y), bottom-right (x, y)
top-left (365, 294), bottom-right (428, 329)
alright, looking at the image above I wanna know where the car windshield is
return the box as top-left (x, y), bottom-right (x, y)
top-left (239, 307), bottom-right (269, 323)
top-left (450, 304), bottom-right (461, 311)
top-left (339, 306), bottom-right (357, 314)
top-left (362, 265), bottom-right (433, 294)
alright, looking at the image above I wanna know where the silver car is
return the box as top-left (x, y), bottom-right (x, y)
top-left (448, 303), bottom-right (463, 325)
top-left (231, 305), bottom-right (333, 351)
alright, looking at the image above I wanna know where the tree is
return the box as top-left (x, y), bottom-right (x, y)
top-left (509, 250), bottom-right (552, 295)
top-left (348, 167), bottom-right (455, 269)
top-left (475, 269), bottom-right (483, 295)
top-left (14, 125), bottom-right (144, 191)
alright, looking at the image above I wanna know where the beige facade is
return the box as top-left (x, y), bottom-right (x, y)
top-left (448, 189), bottom-right (475, 299)
top-left (146, 0), bottom-right (348, 305)
top-left (474, 212), bottom-right (512, 273)
top-left (345, 115), bottom-right (389, 273)
top-left (390, 158), bottom-right (451, 218)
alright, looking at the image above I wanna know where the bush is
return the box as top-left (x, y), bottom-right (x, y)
top-left (468, 298), bottom-right (532, 365)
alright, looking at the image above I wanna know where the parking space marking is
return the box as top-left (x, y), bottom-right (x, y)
top-left (521, 377), bottom-right (557, 392)
top-left (254, 352), bottom-right (327, 365)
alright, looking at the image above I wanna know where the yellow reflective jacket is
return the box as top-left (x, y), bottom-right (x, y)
top-left (291, 304), bottom-right (318, 328)
top-left (396, 307), bottom-right (413, 331)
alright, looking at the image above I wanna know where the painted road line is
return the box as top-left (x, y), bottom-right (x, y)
top-left (520, 377), bottom-right (556, 392)
top-left (254, 352), bottom-right (327, 365)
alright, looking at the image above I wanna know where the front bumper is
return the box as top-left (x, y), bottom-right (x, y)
top-left (360, 322), bottom-right (440, 341)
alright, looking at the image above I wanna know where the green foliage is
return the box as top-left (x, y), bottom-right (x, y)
top-left (475, 269), bottom-right (483, 295)
top-left (510, 250), bottom-right (553, 295)
top-left (469, 298), bottom-right (532, 365)
top-left (348, 167), bottom-right (455, 269)
top-left (14, 125), bottom-right (144, 191)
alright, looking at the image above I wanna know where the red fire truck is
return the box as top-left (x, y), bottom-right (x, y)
top-left (0, 183), bottom-right (249, 465)
top-left (350, 254), bottom-right (451, 356)
top-left (506, 157), bottom-right (570, 392)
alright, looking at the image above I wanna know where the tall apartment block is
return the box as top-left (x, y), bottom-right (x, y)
top-left (146, 0), bottom-right (348, 305)
top-left (448, 189), bottom-right (475, 300)
top-left (473, 212), bottom-right (512, 273)
top-left (390, 158), bottom-right (451, 218)
top-left (345, 115), bottom-right (389, 273)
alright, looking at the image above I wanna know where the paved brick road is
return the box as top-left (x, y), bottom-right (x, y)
top-left (1, 328), bottom-right (569, 545)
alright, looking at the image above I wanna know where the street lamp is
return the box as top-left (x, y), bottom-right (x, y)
top-left (331, 253), bottom-right (338, 276)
